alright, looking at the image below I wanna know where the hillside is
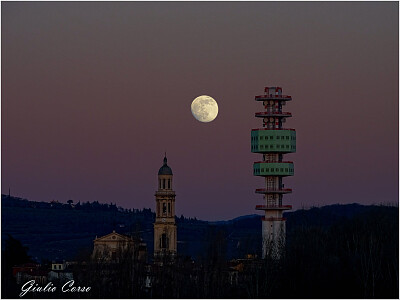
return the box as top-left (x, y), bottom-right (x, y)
top-left (1, 195), bottom-right (397, 262)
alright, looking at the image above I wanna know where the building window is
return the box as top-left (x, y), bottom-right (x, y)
top-left (161, 233), bottom-right (168, 249)
top-left (163, 203), bottom-right (167, 214)
top-left (277, 136), bottom-right (280, 139)
top-left (168, 179), bottom-right (171, 189)
top-left (168, 202), bottom-right (171, 213)
top-left (163, 179), bottom-right (166, 189)
top-left (112, 251), bottom-right (117, 261)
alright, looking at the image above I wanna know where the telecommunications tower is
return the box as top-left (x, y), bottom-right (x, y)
top-left (251, 87), bottom-right (296, 258)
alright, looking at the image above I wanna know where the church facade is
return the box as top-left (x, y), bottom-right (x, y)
top-left (92, 230), bottom-right (147, 262)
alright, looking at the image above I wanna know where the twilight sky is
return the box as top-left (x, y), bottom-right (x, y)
top-left (2, 2), bottom-right (398, 220)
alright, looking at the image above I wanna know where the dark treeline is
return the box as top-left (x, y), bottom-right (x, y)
top-left (2, 194), bottom-right (141, 213)
top-left (2, 204), bottom-right (398, 298)
top-left (145, 206), bottom-right (398, 299)
top-left (278, 205), bottom-right (398, 298)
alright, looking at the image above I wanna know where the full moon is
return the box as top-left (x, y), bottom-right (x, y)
top-left (191, 95), bottom-right (219, 123)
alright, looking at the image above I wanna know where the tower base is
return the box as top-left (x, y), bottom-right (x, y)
top-left (262, 217), bottom-right (286, 259)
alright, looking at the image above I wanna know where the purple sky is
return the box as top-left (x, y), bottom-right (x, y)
top-left (2, 2), bottom-right (398, 220)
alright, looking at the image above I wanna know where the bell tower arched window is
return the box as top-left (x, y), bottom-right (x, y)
top-left (160, 233), bottom-right (168, 249)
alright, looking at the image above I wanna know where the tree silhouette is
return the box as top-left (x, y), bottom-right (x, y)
top-left (1, 235), bottom-right (32, 298)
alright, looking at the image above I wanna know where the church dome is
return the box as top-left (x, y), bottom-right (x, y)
top-left (158, 156), bottom-right (173, 175)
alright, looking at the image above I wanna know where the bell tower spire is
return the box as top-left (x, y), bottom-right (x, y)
top-left (154, 154), bottom-right (177, 263)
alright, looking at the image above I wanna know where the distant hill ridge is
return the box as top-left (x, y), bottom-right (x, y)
top-left (2, 194), bottom-right (397, 262)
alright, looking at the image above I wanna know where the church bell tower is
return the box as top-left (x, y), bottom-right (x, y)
top-left (154, 155), bottom-right (177, 261)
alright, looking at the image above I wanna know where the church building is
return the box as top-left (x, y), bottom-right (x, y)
top-left (92, 230), bottom-right (147, 262)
